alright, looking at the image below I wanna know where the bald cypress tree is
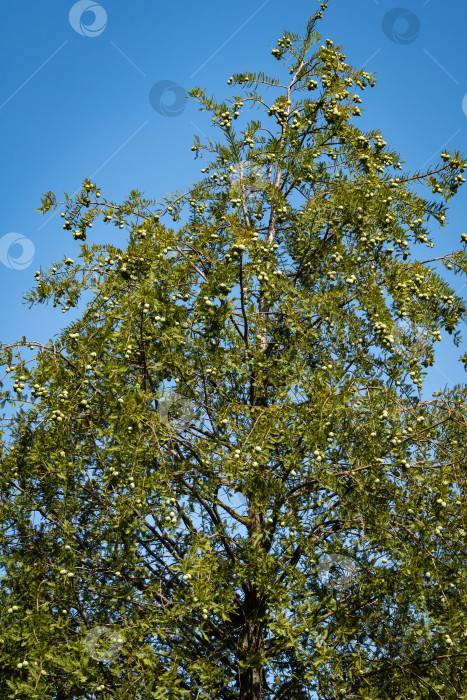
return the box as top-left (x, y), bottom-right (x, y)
top-left (1, 4), bottom-right (467, 698)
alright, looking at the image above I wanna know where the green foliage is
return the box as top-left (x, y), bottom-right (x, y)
top-left (2, 4), bottom-right (467, 698)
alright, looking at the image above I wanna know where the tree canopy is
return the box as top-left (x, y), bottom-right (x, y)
top-left (1, 4), bottom-right (467, 698)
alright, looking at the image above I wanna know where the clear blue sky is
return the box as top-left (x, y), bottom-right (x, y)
top-left (2, 0), bottom-right (467, 423)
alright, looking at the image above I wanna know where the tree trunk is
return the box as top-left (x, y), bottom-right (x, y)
top-left (230, 578), bottom-right (267, 700)
top-left (237, 604), bottom-right (265, 699)
top-left (239, 663), bottom-right (262, 700)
